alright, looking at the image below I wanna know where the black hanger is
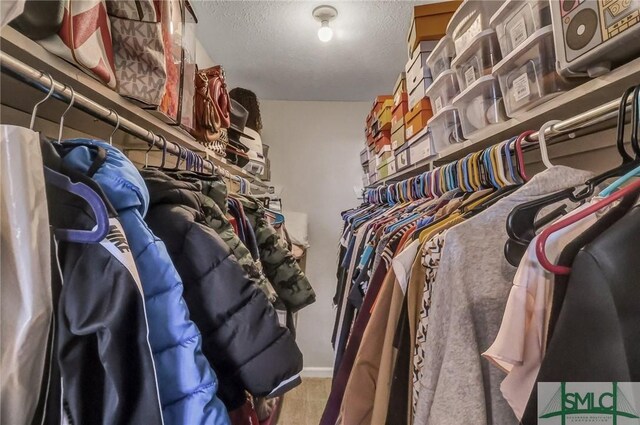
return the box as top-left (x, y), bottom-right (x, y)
top-left (503, 85), bottom-right (640, 265)
top-left (572, 84), bottom-right (640, 199)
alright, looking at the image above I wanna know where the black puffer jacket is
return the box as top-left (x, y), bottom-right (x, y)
top-left (141, 169), bottom-right (303, 410)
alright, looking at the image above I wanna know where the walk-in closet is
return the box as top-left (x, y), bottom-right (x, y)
top-left (2, 1), bottom-right (640, 425)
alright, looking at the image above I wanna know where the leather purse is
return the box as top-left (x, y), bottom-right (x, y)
top-left (190, 65), bottom-right (231, 145)
top-left (9, 0), bottom-right (64, 39)
top-left (38, 0), bottom-right (117, 89)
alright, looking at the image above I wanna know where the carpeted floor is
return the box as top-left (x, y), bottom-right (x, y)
top-left (278, 378), bottom-right (331, 425)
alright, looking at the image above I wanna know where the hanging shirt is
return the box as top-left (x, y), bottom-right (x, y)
top-left (482, 200), bottom-right (605, 420)
top-left (413, 166), bottom-right (594, 425)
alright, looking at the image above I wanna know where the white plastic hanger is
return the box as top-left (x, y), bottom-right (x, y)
top-left (538, 120), bottom-right (562, 169)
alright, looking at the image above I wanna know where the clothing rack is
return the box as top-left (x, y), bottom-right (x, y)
top-left (521, 91), bottom-right (636, 145)
top-left (367, 88), bottom-right (638, 200)
top-left (0, 51), bottom-right (260, 189)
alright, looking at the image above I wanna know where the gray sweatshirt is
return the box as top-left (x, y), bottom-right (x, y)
top-left (413, 166), bottom-right (593, 425)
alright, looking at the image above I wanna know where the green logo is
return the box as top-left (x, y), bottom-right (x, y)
top-left (539, 383), bottom-right (640, 425)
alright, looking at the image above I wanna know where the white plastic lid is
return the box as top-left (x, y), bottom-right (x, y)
top-left (492, 25), bottom-right (552, 74)
top-left (451, 75), bottom-right (498, 105)
top-left (425, 69), bottom-right (457, 97)
top-left (427, 35), bottom-right (454, 63)
top-left (490, 0), bottom-right (545, 27)
top-left (450, 29), bottom-right (497, 68)
top-left (427, 104), bottom-right (459, 126)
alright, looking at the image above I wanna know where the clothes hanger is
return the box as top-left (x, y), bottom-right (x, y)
top-left (56, 85), bottom-right (75, 143)
top-left (571, 85), bottom-right (640, 199)
top-left (504, 87), bottom-right (639, 261)
top-left (30, 72), bottom-right (55, 131)
top-left (536, 177), bottom-right (640, 275)
top-left (538, 120), bottom-right (562, 169)
top-left (44, 90), bottom-right (109, 243)
top-left (631, 84), bottom-right (640, 157)
top-left (143, 133), bottom-right (154, 168)
top-left (503, 138), bottom-right (520, 185)
top-left (44, 166), bottom-right (110, 243)
top-left (107, 109), bottom-right (120, 146)
top-left (598, 88), bottom-right (640, 197)
top-left (514, 130), bottom-right (534, 181)
top-left (493, 142), bottom-right (510, 187)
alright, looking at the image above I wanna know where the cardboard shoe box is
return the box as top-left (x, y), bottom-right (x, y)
top-left (407, 1), bottom-right (461, 57)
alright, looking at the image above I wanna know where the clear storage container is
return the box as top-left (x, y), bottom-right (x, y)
top-left (447, 0), bottom-right (502, 56)
top-left (427, 106), bottom-right (465, 154)
top-left (492, 26), bottom-right (573, 117)
top-left (490, 0), bottom-right (551, 57)
top-left (425, 69), bottom-right (460, 115)
top-left (426, 35), bottom-right (455, 81)
top-left (451, 75), bottom-right (507, 138)
top-left (450, 29), bottom-right (501, 91)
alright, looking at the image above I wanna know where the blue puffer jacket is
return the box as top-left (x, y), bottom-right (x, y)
top-left (59, 139), bottom-right (230, 425)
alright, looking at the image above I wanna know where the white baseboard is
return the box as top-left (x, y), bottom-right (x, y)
top-left (301, 367), bottom-right (333, 378)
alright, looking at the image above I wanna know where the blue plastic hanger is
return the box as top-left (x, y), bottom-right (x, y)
top-left (503, 138), bottom-right (519, 185)
top-left (44, 166), bottom-right (110, 243)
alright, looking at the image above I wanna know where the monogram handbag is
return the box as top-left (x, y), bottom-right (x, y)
top-left (190, 65), bottom-right (231, 145)
top-left (38, 0), bottom-right (117, 89)
top-left (106, 0), bottom-right (167, 106)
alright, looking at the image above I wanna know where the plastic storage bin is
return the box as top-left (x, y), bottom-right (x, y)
top-left (426, 35), bottom-right (456, 81)
top-left (451, 75), bottom-right (507, 138)
top-left (450, 29), bottom-right (501, 91)
top-left (425, 69), bottom-right (460, 115)
top-left (427, 105), bottom-right (465, 154)
top-left (447, 0), bottom-right (502, 56)
top-left (490, 0), bottom-right (551, 57)
top-left (492, 26), bottom-right (573, 117)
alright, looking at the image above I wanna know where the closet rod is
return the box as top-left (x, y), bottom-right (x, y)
top-left (523, 90), bottom-right (637, 144)
top-left (0, 51), bottom-right (218, 172)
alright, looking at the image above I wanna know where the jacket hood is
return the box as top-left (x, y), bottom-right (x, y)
top-left (141, 168), bottom-right (203, 212)
top-left (60, 139), bottom-right (150, 217)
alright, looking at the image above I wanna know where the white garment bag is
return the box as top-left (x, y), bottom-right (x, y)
top-left (1, 125), bottom-right (53, 425)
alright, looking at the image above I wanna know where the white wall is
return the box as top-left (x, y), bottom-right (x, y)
top-left (260, 100), bottom-right (370, 371)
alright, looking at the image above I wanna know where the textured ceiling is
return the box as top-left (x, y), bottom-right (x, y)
top-left (193, 0), bottom-right (434, 101)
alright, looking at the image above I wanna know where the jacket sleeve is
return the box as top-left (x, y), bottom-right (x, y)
top-left (146, 205), bottom-right (303, 408)
top-left (252, 213), bottom-right (316, 313)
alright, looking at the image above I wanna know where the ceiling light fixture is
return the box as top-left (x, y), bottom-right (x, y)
top-left (313, 5), bottom-right (338, 43)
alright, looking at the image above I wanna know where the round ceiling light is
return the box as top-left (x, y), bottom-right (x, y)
top-left (313, 5), bottom-right (338, 43)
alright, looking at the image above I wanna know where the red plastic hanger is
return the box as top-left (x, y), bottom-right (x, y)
top-left (514, 130), bottom-right (535, 182)
top-left (536, 177), bottom-right (640, 275)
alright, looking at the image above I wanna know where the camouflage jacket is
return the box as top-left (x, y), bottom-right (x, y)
top-left (169, 174), bottom-right (277, 302)
top-left (233, 195), bottom-right (316, 313)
